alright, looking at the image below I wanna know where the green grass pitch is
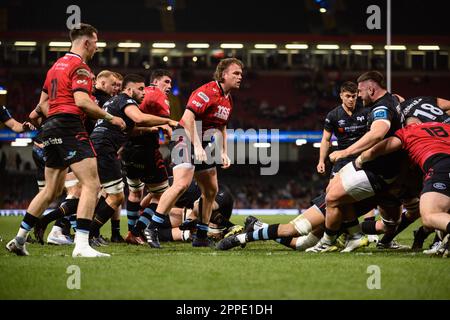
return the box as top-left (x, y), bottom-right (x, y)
top-left (0, 215), bottom-right (449, 300)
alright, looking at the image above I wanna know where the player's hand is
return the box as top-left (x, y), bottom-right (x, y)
top-left (194, 144), bottom-right (207, 162)
top-left (316, 161), bottom-right (326, 174)
top-left (22, 121), bottom-right (36, 131)
top-left (111, 116), bottom-right (126, 131)
top-left (168, 119), bottom-right (178, 127)
top-left (354, 155), bottom-right (363, 169)
top-left (159, 124), bottom-right (173, 139)
top-left (221, 152), bottom-right (231, 169)
top-left (329, 150), bottom-right (346, 163)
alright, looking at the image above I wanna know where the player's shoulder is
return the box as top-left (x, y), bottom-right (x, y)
top-left (401, 96), bottom-right (436, 109)
top-left (326, 105), bottom-right (341, 118)
top-left (193, 81), bottom-right (221, 99)
top-left (145, 85), bottom-right (158, 94)
top-left (117, 93), bottom-right (138, 106)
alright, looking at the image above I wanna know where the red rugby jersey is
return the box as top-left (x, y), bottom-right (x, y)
top-left (139, 85), bottom-right (170, 118)
top-left (43, 52), bottom-right (94, 119)
top-left (181, 81), bottom-right (233, 133)
top-left (395, 122), bottom-right (450, 170)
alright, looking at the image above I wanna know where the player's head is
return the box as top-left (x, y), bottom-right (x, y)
top-left (150, 69), bottom-right (172, 94)
top-left (95, 70), bottom-right (116, 96)
top-left (122, 74), bottom-right (146, 104)
top-left (357, 71), bottom-right (386, 105)
top-left (214, 58), bottom-right (244, 91)
top-left (112, 72), bottom-right (123, 95)
top-left (69, 23), bottom-right (98, 61)
top-left (340, 81), bottom-right (358, 110)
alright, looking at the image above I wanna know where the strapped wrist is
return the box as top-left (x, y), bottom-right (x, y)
top-left (104, 113), bottom-right (114, 122)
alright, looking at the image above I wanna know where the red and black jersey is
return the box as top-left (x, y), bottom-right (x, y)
top-left (140, 85), bottom-right (170, 118)
top-left (43, 52), bottom-right (94, 119)
top-left (181, 81), bottom-right (233, 133)
top-left (395, 122), bottom-right (450, 171)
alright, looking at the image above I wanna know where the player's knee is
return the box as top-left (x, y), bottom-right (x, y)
top-left (325, 191), bottom-right (340, 207)
top-left (420, 213), bottom-right (434, 229)
top-left (172, 181), bottom-right (190, 196)
top-left (109, 192), bottom-right (125, 207)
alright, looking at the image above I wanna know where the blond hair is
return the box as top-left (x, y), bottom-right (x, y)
top-left (213, 58), bottom-right (244, 82)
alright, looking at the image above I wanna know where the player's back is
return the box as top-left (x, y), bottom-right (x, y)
top-left (396, 122), bottom-right (450, 170)
top-left (399, 96), bottom-right (450, 124)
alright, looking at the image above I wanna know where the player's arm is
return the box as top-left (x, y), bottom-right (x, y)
top-left (219, 125), bottom-right (231, 169)
top-left (1, 106), bottom-right (34, 133)
top-left (317, 129), bottom-right (332, 174)
top-left (124, 105), bottom-right (177, 127)
top-left (393, 93), bottom-right (405, 103)
top-left (330, 120), bottom-right (390, 162)
top-left (74, 91), bottom-right (126, 130)
top-left (182, 109), bottom-right (206, 162)
top-left (355, 136), bottom-right (403, 168)
top-left (437, 97), bottom-right (450, 114)
top-left (3, 118), bottom-right (26, 133)
top-left (29, 91), bottom-right (49, 127)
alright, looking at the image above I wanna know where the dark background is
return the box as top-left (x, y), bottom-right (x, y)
top-left (1, 0), bottom-right (448, 35)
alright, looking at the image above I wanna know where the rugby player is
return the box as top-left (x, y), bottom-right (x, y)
top-left (144, 58), bottom-right (243, 248)
top-left (6, 23), bottom-right (126, 258)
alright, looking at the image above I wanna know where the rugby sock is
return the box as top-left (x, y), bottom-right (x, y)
top-left (361, 220), bottom-right (377, 235)
top-left (246, 224), bottom-right (279, 242)
top-left (111, 219), bottom-right (121, 237)
top-left (41, 207), bottom-right (64, 227)
top-left (42, 198), bottom-right (79, 227)
top-left (379, 212), bottom-right (414, 244)
top-left (75, 218), bottom-right (91, 247)
top-left (149, 211), bottom-right (167, 229)
top-left (158, 228), bottom-right (174, 242)
top-left (133, 203), bottom-right (157, 236)
top-left (323, 228), bottom-right (339, 244)
top-left (344, 219), bottom-right (362, 237)
top-left (275, 237), bottom-right (294, 249)
top-left (196, 223), bottom-right (209, 239)
top-left (69, 214), bottom-right (77, 231)
top-left (295, 233), bottom-right (320, 251)
top-left (446, 222), bottom-right (450, 234)
top-left (126, 200), bottom-right (141, 231)
top-left (181, 230), bottom-right (191, 241)
top-left (55, 218), bottom-right (67, 229)
top-left (16, 213), bottom-right (39, 244)
top-left (61, 216), bottom-right (72, 236)
top-left (90, 202), bottom-right (115, 238)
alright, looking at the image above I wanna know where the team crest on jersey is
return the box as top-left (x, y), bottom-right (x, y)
top-left (198, 92), bottom-right (210, 103)
top-left (357, 116), bottom-right (365, 122)
top-left (338, 120), bottom-right (346, 126)
top-left (433, 182), bottom-right (447, 190)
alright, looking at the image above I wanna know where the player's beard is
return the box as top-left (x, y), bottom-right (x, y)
top-left (133, 92), bottom-right (143, 104)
